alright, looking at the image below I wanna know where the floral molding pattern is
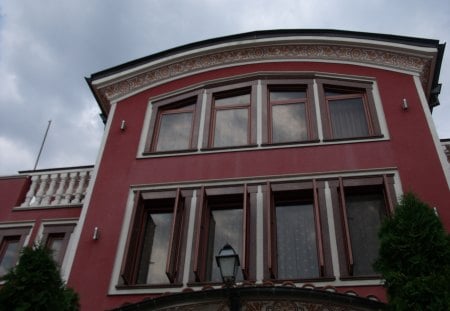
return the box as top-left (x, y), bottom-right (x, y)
top-left (154, 300), bottom-right (367, 311)
top-left (96, 44), bottom-right (433, 107)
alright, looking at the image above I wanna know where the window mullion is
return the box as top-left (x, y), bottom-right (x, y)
top-left (266, 182), bottom-right (277, 279)
top-left (338, 178), bottom-right (354, 275)
top-left (193, 187), bottom-right (206, 282)
top-left (165, 188), bottom-right (181, 283)
top-left (242, 184), bottom-right (250, 279)
top-left (313, 179), bottom-right (325, 276)
top-left (120, 191), bottom-right (143, 285)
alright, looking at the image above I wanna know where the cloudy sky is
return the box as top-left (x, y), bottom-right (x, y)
top-left (1, 0), bottom-right (449, 175)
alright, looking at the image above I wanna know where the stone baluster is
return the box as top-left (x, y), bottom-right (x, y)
top-left (33, 174), bottom-right (49, 206)
top-left (61, 172), bottom-right (78, 205)
top-left (72, 171), bottom-right (87, 204)
top-left (52, 172), bottom-right (68, 205)
top-left (41, 173), bottom-right (59, 205)
top-left (21, 175), bottom-right (39, 207)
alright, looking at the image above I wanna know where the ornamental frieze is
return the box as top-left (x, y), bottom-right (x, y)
top-left (97, 44), bottom-right (432, 105)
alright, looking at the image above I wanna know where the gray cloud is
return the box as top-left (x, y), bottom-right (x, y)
top-left (1, 0), bottom-right (449, 175)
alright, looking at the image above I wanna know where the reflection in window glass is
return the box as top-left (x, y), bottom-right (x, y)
top-left (329, 97), bottom-right (369, 139)
top-left (156, 112), bottom-right (193, 151)
top-left (137, 212), bottom-right (173, 284)
top-left (270, 91), bottom-right (306, 101)
top-left (272, 103), bottom-right (307, 143)
top-left (276, 203), bottom-right (318, 279)
top-left (215, 94), bottom-right (250, 106)
top-left (206, 209), bottom-right (243, 282)
top-left (0, 237), bottom-right (20, 277)
top-left (346, 192), bottom-right (386, 275)
top-left (213, 109), bottom-right (248, 147)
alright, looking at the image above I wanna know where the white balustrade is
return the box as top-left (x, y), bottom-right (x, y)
top-left (19, 168), bottom-right (93, 208)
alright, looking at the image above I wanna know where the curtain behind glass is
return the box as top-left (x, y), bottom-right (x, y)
top-left (329, 98), bottom-right (369, 139)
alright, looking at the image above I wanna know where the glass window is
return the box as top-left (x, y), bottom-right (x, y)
top-left (333, 176), bottom-right (395, 278)
top-left (46, 233), bottom-right (65, 263)
top-left (267, 184), bottom-right (326, 281)
top-left (206, 208), bottom-right (243, 282)
top-left (0, 237), bottom-right (21, 277)
top-left (121, 190), bottom-right (186, 286)
top-left (276, 202), bottom-right (319, 279)
top-left (42, 224), bottom-right (76, 266)
top-left (154, 103), bottom-right (196, 152)
top-left (212, 93), bottom-right (251, 148)
top-left (136, 211), bottom-right (173, 284)
top-left (345, 191), bottom-right (386, 276)
top-left (270, 90), bottom-right (308, 143)
top-left (193, 186), bottom-right (251, 283)
top-left (319, 82), bottom-right (381, 140)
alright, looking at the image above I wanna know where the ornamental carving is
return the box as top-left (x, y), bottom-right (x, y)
top-left (96, 43), bottom-right (432, 107)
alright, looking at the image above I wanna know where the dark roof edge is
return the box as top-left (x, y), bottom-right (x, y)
top-left (89, 29), bottom-right (441, 81)
top-left (19, 164), bottom-right (94, 174)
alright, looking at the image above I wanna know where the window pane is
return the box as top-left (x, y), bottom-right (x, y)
top-left (207, 209), bottom-right (243, 282)
top-left (270, 91), bottom-right (306, 101)
top-left (329, 98), bottom-right (369, 139)
top-left (346, 192), bottom-right (386, 275)
top-left (47, 234), bottom-right (65, 263)
top-left (137, 212), bottom-right (173, 284)
top-left (213, 109), bottom-right (248, 147)
top-left (156, 112), bottom-right (193, 151)
top-left (215, 94), bottom-right (250, 107)
top-left (0, 237), bottom-right (20, 277)
top-left (272, 103), bottom-right (307, 143)
top-left (276, 203), bottom-right (319, 279)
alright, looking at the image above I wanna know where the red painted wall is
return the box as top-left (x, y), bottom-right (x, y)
top-left (68, 62), bottom-right (450, 310)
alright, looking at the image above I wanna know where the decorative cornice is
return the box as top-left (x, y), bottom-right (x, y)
top-left (94, 43), bottom-right (433, 111)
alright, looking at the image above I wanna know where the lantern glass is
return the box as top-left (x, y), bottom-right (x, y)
top-left (216, 244), bottom-right (240, 285)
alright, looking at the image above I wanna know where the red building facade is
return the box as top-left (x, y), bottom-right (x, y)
top-left (0, 30), bottom-right (449, 310)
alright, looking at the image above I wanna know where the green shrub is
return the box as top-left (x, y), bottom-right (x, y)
top-left (0, 244), bottom-right (79, 311)
top-left (374, 192), bottom-right (450, 310)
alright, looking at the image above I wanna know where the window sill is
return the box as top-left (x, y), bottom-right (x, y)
top-left (142, 148), bottom-right (198, 156)
top-left (339, 275), bottom-right (382, 281)
top-left (201, 144), bottom-right (258, 152)
top-left (261, 139), bottom-right (320, 147)
top-left (322, 134), bottom-right (384, 143)
top-left (116, 283), bottom-right (183, 290)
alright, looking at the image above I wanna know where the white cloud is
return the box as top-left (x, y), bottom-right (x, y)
top-left (0, 0), bottom-right (449, 176)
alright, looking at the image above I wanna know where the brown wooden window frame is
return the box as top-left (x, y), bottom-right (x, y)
top-left (329, 175), bottom-right (395, 279)
top-left (119, 189), bottom-right (189, 288)
top-left (262, 80), bottom-right (319, 145)
top-left (202, 82), bottom-right (257, 150)
top-left (0, 226), bottom-right (32, 277)
top-left (41, 224), bottom-right (76, 266)
top-left (192, 185), bottom-right (253, 283)
top-left (145, 91), bottom-right (202, 154)
top-left (264, 180), bottom-right (333, 282)
top-left (317, 79), bottom-right (382, 141)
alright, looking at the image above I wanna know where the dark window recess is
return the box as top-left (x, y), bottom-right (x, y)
top-left (121, 189), bottom-right (185, 286)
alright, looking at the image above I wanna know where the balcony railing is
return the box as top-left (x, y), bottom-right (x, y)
top-left (19, 166), bottom-right (93, 208)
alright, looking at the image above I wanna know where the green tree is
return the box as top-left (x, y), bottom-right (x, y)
top-left (0, 243), bottom-right (79, 311)
top-left (374, 192), bottom-right (450, 310)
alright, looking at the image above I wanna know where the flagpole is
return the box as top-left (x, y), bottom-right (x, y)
top-left (33, 120), bottom-right (52, 171)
